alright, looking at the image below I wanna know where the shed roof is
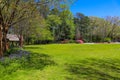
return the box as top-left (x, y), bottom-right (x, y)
top-left (7, 34), bottom-right (19, 41)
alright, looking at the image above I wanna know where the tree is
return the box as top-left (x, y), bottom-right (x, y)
top-left (47, 6), bottom-right (75, 42)
top-left (36, 0), bottom-right (77, 18)
top-left (89, 16), bottom-right (113, 42)
top-left (105, 16), bottom-right (120, 40)
top-left (89, 16), bottom-right (120, 42)
top-left (0, 0), bottom-right (77, 57)
top-left (74, 13), bottom-right (90, 41)
top-left (59, 9), bottom-right (75, 40)
top-left (47, 14), bottom-right (62, 41)
top-left (0, 0), bottom-right (36, 57)
top-left (11, 15), bottom-right (52, 45)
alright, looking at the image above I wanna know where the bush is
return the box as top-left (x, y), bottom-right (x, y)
top-left (5, 48), bottom-right (21, 56)
top-left (76, 40), bottom-right (84, 44)
top-left (69, 40), bottom-right (75, 43)
top-left (61, 39), bottom-right (69, 44)
top-left (104, 37), bottom-right (111, 43)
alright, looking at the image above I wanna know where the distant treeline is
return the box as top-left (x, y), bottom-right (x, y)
top-left (9, 4), bottom-right (120, 44)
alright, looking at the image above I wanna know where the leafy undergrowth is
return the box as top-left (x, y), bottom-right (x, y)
top-left (66, 58), bottom-right (120, 80)
top-left (0, 52), bottom-right (56, 80)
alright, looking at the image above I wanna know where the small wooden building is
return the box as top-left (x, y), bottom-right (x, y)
top-left (7, 34), bottom-right (19, 48)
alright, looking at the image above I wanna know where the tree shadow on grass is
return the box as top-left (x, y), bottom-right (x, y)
top-left (0, 52), bottom-right (56, 75)
top-left (66, 58), bottom-right (120, 80)
top-left (24, 46), bottom-right (43, 50)
top-left (23, 53), bottom-right (56, 70)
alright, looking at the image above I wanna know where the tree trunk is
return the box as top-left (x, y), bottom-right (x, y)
top-left (2, 32), bottom-right (8, 53)
top-left (2, 26), bottom-right (9, 53)
top-left (19, 35), bottom-right (23, 47)
top-left (0, 25), bottom-right (3, 57)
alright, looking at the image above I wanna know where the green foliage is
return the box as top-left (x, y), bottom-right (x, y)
top-left (59, 9), bottom-right (75, 40)
top-left (68, 40), bottom-right (75, 43)
top-left (47, 9), bottom-right (75, 42)
top-left (47, 15), bottom-right (62, 40)
top-left (47, 15), bottom-right (62, 25)
top-left (5, 48), bottom-right (21, 56)
top-left (89, 16), bottom-right (120, 42)
top-left (104, 37), bottom-right (111, 43)
top-left (74, 13), bottom-right (90, 40)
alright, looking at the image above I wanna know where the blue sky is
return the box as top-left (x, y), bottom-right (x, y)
top-left (70, 0), bottom-right (120, 17)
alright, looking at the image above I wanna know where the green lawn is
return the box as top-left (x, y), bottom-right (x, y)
top-left (1, 44), bottom-right (120, 80)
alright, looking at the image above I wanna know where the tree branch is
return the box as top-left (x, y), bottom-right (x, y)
top-left (7, 0), bottom-right (20, 25)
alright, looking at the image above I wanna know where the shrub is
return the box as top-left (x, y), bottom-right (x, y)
top-left (61, 39), bottom-right (69, 44)
top-left (76, 40), bottom-right (84, 44)
top-left (104, 37), bottom-right (111, 43)
top-left (5, 48), bottom-right (21, 56)
top-left (69, 40), bottom-right (75, 43)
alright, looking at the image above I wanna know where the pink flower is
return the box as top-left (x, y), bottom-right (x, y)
top-left (76, 40), bottom-right (84, 44)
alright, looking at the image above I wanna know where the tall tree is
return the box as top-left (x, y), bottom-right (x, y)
top-left (89, 16), bottom-right (120, 42)
top-left (89, 17), bottom-right (106, 42)
top-left (59, 9), bottom-right (75, 40)
top-left (74, 13), bottom-right (90, 41)
top-left (47, 14), bottom-right (62, 41)
top-left (0, 0), bottom-right (36, 56)
top-left (105, 16), bottom-right (120, 39)
top-left (47, 5), bottom-right (75, 42)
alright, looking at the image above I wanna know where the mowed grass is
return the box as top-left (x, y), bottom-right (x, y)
top-left (1, 44), bottom-right (120, 80)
